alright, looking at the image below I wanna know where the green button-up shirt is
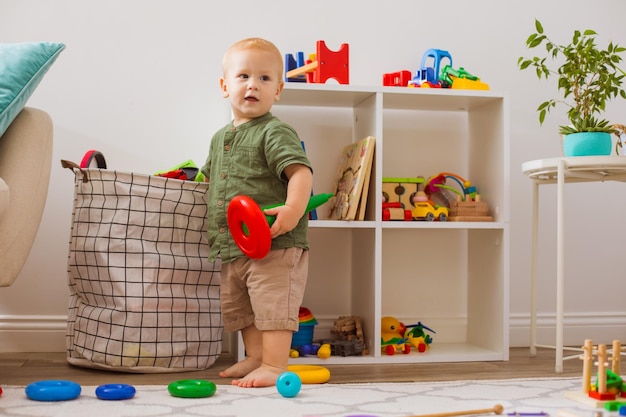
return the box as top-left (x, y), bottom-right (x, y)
top-left (201, 113), bottom-right (312, 263)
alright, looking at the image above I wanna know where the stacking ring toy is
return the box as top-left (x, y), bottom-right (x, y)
top-left (95, 383), bottom-right (136, 400)
top-left (168, 380), bottom-right (216, 398)
top-left (286, 365), bottom-right (331, 384)
top-left (25, 380), bottom-right (81, 401)
top-left (276, 371), bottom-right (302, 398)
top-left (227, 195), bottom-right (272, 259)
top-left (227, 193), bottom-right (335, 259)
top-left (80, 150), bottom-right (107, 169)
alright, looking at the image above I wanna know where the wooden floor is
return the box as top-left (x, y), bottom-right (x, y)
top-left (1, 348), bottom-right (582, 386)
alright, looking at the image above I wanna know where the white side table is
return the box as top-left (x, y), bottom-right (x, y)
top-left (522, 156), bottom-right (626, 372)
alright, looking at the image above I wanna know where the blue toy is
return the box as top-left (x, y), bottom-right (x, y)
top-left (276, 371), bottom-right (302, 398)
top-left (409, 48), bottom-right (452, 87)
top-left (95, 383), bottom-right (136, 401)
top-left (25, 380), bottom-right (81, 402)
top-left (285, 51), bottom-right (307, 83)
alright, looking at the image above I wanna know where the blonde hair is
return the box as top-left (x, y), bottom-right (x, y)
top-left (222, 37), bottom-right (284, 77)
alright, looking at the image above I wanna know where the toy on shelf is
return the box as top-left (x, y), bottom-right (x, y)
top-left (382, 201), bottom-right (412, 221)
top-left (448, 194), bottom-right (492, 221)
top-left (330, 316), bottom-right (368, 356)
top-left (441, 65), bottom-right (490, 90)
top-left (285, 40), bottom-right (349, 84)
top-left (381, 316), bottom-right (410, 355)
top-left (382, 70), bottom-right (412, 87)
top-left (408, 48), bottom-right (452, 88)
top-left (381, 316), bottom-right (435, 355)
top-left (290, 343), bottom-right (319, 358)
top-left (412, 200), bottom-right (448, 222)
top-left (292, 315), bottom-right (368, 358)
top-left (425, 172), bottom-right (474, 204)
top-left (382, 177), bottom-right (424, 211)
top-left (317, 343), bottom-right (331, 359)
top-left (405, 321), bottom-right (436, 353)
top-left (425, 172), bottom-right (493, 222)
top-left (383, 174), bottom-right (492, 222)
top-left (291, 307), bottom-right (318, 349)
top-left (285, 51), bottom-right (308, 83)
top-left (383, 48), bottom-right (490, 90)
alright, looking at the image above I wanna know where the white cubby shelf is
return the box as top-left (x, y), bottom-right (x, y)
top-left (238, 83), bottom-right (510, 365)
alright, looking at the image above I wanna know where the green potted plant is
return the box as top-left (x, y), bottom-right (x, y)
top-left (518, 19), bottom-right (626, 156)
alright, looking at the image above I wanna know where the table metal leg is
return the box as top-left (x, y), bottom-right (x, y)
top-left (555, 159), bottom-right (565, 372)
top-left (530, 181), bottom-right (538, 357)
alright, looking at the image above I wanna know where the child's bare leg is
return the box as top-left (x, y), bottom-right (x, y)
top-left (232, 329), bottom-right (291, 388)
top-left (219, 325), bottom-right (262, 378)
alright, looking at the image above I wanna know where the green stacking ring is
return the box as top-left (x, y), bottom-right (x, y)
top-left (167, 380), bottom-right (216, 398)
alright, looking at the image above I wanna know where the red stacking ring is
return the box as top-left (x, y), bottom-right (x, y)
top-left (227, 195), bottom-right (271, 259)
top-left (80, 150), bottom-right (107, 169)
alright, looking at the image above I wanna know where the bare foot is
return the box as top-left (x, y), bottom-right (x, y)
top-left (231, 364), bottom-right (284, 388)
top-left (219, 357), bottom-right (261, 378)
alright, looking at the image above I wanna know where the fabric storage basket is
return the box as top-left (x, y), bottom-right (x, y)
top-left (62, 160), bottom-right (222, 373)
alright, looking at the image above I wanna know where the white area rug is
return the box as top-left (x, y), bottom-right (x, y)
top-left (0, 378), bottom-right (606, 417)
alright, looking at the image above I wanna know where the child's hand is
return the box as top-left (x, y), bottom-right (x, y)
top-left (264, 204), bottom-right (301, 239)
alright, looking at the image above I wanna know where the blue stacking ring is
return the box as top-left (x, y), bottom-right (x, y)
top-left (95, 383), bottom-right (136, 400)
top-left (276, 371), bottom-right (302, 398)
top-left (25, 380), bottom-right (81, 402)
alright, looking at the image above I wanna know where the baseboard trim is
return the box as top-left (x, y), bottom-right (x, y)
top-left (509, 311), bottom-right (626, 347)
top-left (0, 315), bottom-right (67, 352)
top-left (2, 313), bottom-right (625, 353)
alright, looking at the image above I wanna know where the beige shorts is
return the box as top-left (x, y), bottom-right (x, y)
top-left (220, 247), bottom-right (308, 333)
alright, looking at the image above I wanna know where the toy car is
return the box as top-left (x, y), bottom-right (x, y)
top-left (412, 201), bottom-right (448, 221)
top-left (382, 202), bottom-right (412, 221)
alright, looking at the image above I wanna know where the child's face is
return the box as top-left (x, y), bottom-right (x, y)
top-left (220, 48), bottom-right (284, 126)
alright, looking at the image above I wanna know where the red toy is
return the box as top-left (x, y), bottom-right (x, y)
top-left (285, 40), bottom-right (349, 84)
top-left (227, 194), bottom-right (334, 259)
top-left (382, 202), bottom-right (412, 221)
top-left (383, 70), bottom-right (412, 87)
top-left (227, 195), bottom-right (272, 259)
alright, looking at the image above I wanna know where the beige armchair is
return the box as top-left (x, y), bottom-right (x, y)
top-left (0, 107), bottom-right (53, 286)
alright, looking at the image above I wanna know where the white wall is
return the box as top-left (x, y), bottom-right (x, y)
top-left (1, 0), bottom-right (626, 352)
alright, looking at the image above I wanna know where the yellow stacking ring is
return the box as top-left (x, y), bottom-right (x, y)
top-left (286, 365), bottom-right (330, 384)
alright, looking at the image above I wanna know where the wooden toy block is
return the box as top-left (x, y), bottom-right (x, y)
top-left (285, 40), bottom-right (349, 84)
top-left (383, 70), bottom-right (412, 87)
top-left (448, 196), bottom-right (493, 222)
top-left (382, 177), bottom-right (425, 211)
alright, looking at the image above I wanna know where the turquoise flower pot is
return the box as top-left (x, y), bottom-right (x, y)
top-left (563, 132), bottom-right (612, 156)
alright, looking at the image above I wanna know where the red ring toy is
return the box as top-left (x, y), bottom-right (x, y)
top-left (227, 195), bottom-right (271, 259)
top-left (80, 150), bottom-right (107, 169)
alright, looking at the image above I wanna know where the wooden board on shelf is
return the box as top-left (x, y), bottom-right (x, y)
top-left (355, 145), bottom-right (375, 221)
top-left (448, 216), bottom-right (494, 222)
top-left (327, 136), bottom-right (376, 220)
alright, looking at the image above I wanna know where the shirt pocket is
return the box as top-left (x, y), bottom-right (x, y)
top-left (231, 145), bottom-right (268, 177)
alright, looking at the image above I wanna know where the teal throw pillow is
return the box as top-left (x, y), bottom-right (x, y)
top-left (0, 42), bottom-right (65, 137)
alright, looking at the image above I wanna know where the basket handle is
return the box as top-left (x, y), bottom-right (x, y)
top-left (60, 159), bottom-right (89, 183)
